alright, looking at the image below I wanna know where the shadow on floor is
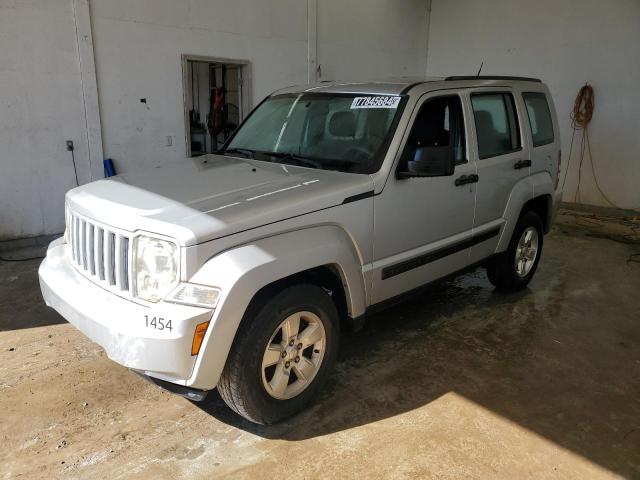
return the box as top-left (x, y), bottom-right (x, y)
top-left (0, 258), bottom-right (66, 331)
top-left (196, 234), bottom-right (640, 478)
top-left (3, 228), bottom-right (638, 477)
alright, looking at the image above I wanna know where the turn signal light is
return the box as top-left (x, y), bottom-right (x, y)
top-left (191, 321), bottom-right (210, 356)
top-left (167, 283), bottom-right (220, 309)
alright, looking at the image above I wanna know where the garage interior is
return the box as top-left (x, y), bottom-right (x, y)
top-left (1, 1), bottom-right (639, 479)
top-left (184, 57), bottom-right (244, 156)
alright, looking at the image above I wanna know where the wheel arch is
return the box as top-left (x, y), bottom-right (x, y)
top-left (184, 225), bottom-right (366, 390)
top-left (522, 194), bottom-right (553, 233)
top-left (240, 263), bottom-right (354, 333)
top-left (496, 172), bottom-right (554, 252)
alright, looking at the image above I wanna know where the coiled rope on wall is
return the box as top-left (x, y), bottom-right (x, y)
top-left (563, 84), bottom-right (627, 209)
top-left (570, 84), bottom-right (594, 129)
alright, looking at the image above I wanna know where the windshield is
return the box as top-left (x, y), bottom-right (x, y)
top-left (223, 93), bottom-right (405, 174)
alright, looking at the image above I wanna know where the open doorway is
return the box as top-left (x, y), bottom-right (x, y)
top-left (182, 56), bottom-right (249, 157)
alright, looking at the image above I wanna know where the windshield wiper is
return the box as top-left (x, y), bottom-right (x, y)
top-left (260, 151), bottom-right (320, 169)
top-left (222, 147), bottom-right (256, 159)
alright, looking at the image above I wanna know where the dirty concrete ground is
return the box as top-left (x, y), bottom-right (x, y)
top-left (1, 225), bottom-right (639, 479)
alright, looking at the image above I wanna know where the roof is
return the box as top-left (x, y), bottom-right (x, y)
top-left (273, 75), bottom-right (543, 96)
top-left (274, 77), bottom-right (444, 96)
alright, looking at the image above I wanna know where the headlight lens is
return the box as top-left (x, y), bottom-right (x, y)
top-left (133, 235), bottom-right (178, 302)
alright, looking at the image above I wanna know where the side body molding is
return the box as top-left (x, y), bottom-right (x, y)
top-left (185, 225), bottom-right (366, 390)
top-left (496, 172), bottom-right (553, 252)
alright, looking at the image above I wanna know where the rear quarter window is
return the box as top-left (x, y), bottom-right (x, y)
top-left (523, 92), bottom-right (554, 147)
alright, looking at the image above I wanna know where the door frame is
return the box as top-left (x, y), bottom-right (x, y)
top-left (463, 86), bottom-right (532, 262)
top-left (368, 89), bottom-right (479, 304)
top-left (180, 55), bottom-right (252, 157)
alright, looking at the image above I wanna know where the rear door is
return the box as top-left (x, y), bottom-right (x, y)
top-left (465, 88), bottom-right (531, 263)
top-left (522, 90), bottom-right (560, 189)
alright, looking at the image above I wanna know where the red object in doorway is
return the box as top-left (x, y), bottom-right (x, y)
top-left (208, 87), bottom-right (225, 137)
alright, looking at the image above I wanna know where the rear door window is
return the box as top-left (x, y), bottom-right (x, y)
top-left (471, 93), bottom-right (521, 159)
top-left (523, 92), bottom-right (554, 147)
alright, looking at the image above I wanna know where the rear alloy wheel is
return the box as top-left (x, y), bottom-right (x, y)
top-left (218, 284), bottom-right (339, 424)
top-left (487, 210), bottom-right (544, 292)
top-left (514, 226), bottom-right (539, 278)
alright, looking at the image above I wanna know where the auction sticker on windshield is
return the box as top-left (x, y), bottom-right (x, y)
top-left (351, 96), bottom-right (400, 109)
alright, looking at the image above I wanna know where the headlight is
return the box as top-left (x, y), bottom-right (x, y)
top-left (133, 235), bottom-right (178, 302)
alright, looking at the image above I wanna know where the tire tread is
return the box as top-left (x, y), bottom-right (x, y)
top-left (218, 283), bottom-right (339, 424)
top-left (487, 210), bottom-right (544, 292)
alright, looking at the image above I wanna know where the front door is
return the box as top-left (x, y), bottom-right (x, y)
top-left (371, 92), bottom-right (477, 304)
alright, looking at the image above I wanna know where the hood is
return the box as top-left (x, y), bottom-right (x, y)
top-left (66, 155), bottom-right (373, 246)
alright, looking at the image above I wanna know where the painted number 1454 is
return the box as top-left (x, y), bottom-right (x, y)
top-left (144, 315), bottom-right (173, 332)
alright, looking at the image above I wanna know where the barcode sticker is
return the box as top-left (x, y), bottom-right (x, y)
top-left (351, 96), bottom-right (401, 109)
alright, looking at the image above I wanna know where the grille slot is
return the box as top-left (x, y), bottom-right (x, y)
top-left (97, 228), bottom-right (105, 280)
top-left (81, 220), bottom-right (88, 271)
top-left (67, 210), bottom-right (132, 295)
top-left (88, 224), bottom-right (95, 276)
top-left (107, 232), bottom-right (116, 286)
top-left (121, 237), bottom-right (130, 291)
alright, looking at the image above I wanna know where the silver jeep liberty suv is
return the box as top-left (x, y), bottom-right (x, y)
top-left (40, 76), bottom-right (562, 424)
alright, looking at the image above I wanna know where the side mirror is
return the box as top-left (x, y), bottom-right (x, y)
top-left (398, 146), bottom-right (455, 179)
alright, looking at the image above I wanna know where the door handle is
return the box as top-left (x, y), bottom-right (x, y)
top-left (455, 174), bottom-right (479, 186)
top-left (514, 159), bottom-right (532, 170)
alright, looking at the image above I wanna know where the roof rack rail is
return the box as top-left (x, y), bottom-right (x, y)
top-left (445, 75), bottom-right (542, 83)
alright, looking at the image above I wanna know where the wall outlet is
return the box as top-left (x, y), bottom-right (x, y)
top-left (66, 140), bottom-right (74, 151)
top-left (166, 136), bottom-right (173, 147)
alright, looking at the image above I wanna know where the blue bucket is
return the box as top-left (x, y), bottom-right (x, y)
top-left (103, 158), bottom-right (116, 177)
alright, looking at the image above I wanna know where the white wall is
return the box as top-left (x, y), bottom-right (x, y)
top-left (426, 0), bottom-right (640, 210)
top-left (0, 0), bottom-right (90, 239)
top-left (0, 0), bottom-right (430, 239)
top-left (317, 0), bottom-right (428, 81)
top-left (90, 0), bottom-right (309, 173)
top-left (91, 0), bottom-right (429, 173)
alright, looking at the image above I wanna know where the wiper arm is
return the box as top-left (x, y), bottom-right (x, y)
top-left (260, 151), bottom-right (320, 169)
top-left (222, 147), bottom-right (256, 159)
top-left (223, 148), bottom-right (321, 169)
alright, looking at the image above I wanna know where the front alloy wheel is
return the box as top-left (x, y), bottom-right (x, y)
top-left (218, 284), bottom-right (339, 424)
top-left (261, 311), bottom-right (326, 400)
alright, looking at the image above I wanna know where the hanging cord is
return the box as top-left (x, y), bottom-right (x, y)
top-left (70, 148), bottom-right (79, 187)
top-left (561, 85), bottom-right (640, 261)
top-left (570, 84), bottom-right (594, 129)
top-left (572, 86), bottom-right (592, 203)
top-left (563, 84), bottom-right (594, 202)
top-left (564, 85), bottom-right (634, 210)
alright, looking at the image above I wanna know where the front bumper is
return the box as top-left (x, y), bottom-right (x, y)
top-left (39, 240), bottom-right (214, 385)
top-left (135, 371), bottom-right (208, 401)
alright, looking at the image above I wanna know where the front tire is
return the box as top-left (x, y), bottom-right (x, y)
top-left (218, 284), bottom-right (339, 425)
top-left (487, 210), bottom-right (544, 292)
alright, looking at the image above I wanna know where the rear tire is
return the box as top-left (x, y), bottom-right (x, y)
top-left (487, 210), bottom-right (544, 292)
top-left (218, 284), bottom-right (339, 425)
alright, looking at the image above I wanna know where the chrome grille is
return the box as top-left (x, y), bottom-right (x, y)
top-left (67, 208), bottom-right (132, 295)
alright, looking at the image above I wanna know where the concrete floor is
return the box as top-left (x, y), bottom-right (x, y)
top-left (1, 224), bottom-right (639, 479)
